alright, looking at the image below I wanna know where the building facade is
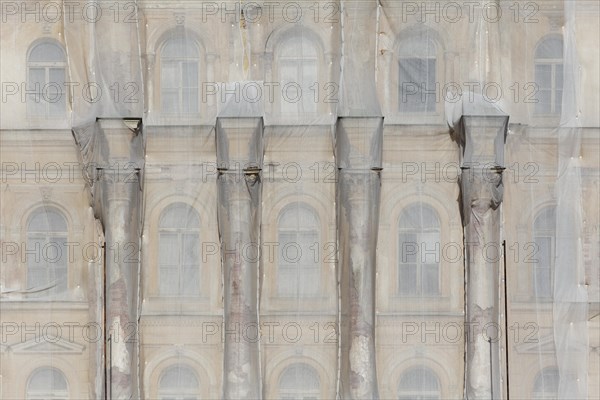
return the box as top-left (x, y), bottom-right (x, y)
top-left (1, 0), bottom-right (599, 399)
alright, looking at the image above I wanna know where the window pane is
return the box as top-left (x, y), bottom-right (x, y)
top-left (159, 233), bottom-right (179, 265)
top-left (534, 268), bottom-right (552, 298)
top-left (399, 233), bottom-right (417, 263)
top-left (399, 58), bottom-right (436, 113)
top-left (280, 232), bottom-right (300, 266)
top-left (278, 36), bottom-right (318, 115)
top-left (422, 264), bottom-right (439, 295)
top-left (159, 365), bottom-right (199, 389)
top-left (182, 88), bottom-right (198, 114)
top-left (29, 209), bottom-right (68, 231)
top-left (400, 373), bottom-right (441, 393)
top-left (181, 266), bottom-right (199, 296)
top-left (535, 236), bottom-right (552, 268)
top-left (29, 68), bottom-right (46, 87)
top-left (533, 368), bottom-right (559, 399)
top-left (398, 264), bottom-right (417, 295)
top-left (49, 68), bottom-right (65, 89)
top-left (28, 94), bottom-right (46, 115)
top-left (48, 96), bottom-right (66, 116)
top-left (421, 232), bottom-right (439, 264)
top-left (161, 91), bottom-right (179, 113)
top-left (535, 89), bottom-right (552, 114)
top-left (279, 363), bottom-right (320, 390)
top-left (298, 267), bottom-right (319, 297)
top-left (555, 64), bottom-right (563, 89)
top-left (535, 38), bottom-right (563, 59)
top-left (161, 62), bottom-right (180, 89)
top-left (425, 58), bottom-right (436, 112)
top-left (535, 65), bottom-right (552, 90)
top-left (183, 233), bottom-right (199, 265)
top-left (29, 43), bottom-right (65, 62)
top-left (182, 62), bottom-right (198, 87)
top-left (162, 39), bottom-right (198, 58)
top-left (160, 204), bottom-right (200, 228)
top-left (278, 268), bottom-right (297, 296)
top-left (28, 268), bottom-right (47, 289)
top-left (534, 207), bottom-right (556, 231)
top-left (160, 267), bottom-right (179, 295)
top-left (554, 90), bottom-right (563, 114)
top-left (280, 206), bottom-right (319, 229)
top-left (28, 367), bottom-right (68, 391)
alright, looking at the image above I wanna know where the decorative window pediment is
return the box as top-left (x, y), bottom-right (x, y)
top-left (12, 336), bottom-right (85, 355)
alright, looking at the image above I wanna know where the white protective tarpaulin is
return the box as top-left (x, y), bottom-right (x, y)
top-left (0, 0), bottom-right (598, 399)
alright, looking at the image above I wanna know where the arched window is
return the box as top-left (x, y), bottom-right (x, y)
top-left (397, 367), bottom-right (441, 400)
top-left (27, 42), bottom-right (67, 118)
top-left (27, 207), bottom-right (68, 296)
top-left (158, 203), bottom-right (200, 296)
top-left (279, 363), bottom-right (320, 400)
top-left (398, 204), bottom-right (441, 296)
top-left (532, 367), bottom-right (559, 399)
top-left (27, 367), bottom-right (68, 399)
top-left (398, 33), bottom-right (437, 113)
top-left (533, 207), bottom-right (556, 298)
top-left (277, 205), bottom-right (320, 297)
top-left (277, 34), bottom-right (319, 115)
top-left (158, 365), bottom-right (200, 400)
top-left (160, 37), bottom-right (200, 115)
top-left (534, 36), bottom-right (563, 115)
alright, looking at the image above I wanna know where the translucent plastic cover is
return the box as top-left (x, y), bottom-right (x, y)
top-left (1, 1), bottom-right (598, 399)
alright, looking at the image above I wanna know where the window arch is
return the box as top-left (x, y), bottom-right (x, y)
top-left (158, 203), bottom-right (201, 296)
top-left (398, 203), bottom-right (441, 296)
top-left (277, 205), bottom-right (320, 297)
top-left (533, 206), bottom-right (556, 299)
top-left (27, 41), bottom-right (67, 118)
top-left (27, 367), bottom-right (69, 399)
top-left (532, 367), bottom-right (559, 399)
top-left (398, 32), bottom-right (437, 113)
top-left (276, 34), bottom-right (319, 115)
top-left (26, 207), bottom-right (68, 296)
top-left (160, 36), bottom-right (200, 115)
top-left (534, 36), bottom-right (563, 115)
top-left (158, 364), bottom-right (200, 400)
top-left (279, 363), bottom-right (320, 400)
top-left (397, 366), bottom-right (441, 400)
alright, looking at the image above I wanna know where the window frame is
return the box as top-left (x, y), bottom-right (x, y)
top-left (26, 367), bottom-right (69, 400)
top-left (532, 206), bottom-right (556, 300)
top-left (534, 36), bottom-right (564, 116)
top-left (275, 34), bottom-right (321, 117)
top-left (397, 35), bottom-right (439, 115)
top-left (397, 204), bottom-right (441, 297)
top-left (26, 207), bottom-right (69, 297)
top-left (26, 41), bottom-right (67, 119)
top-left (278, 363), bottom-right (321, 400)
top-left (532, 367), bottom-right (560, 400)
top-left (397, 366), bottom-right (441, 400)
top-left (276, 205), bottom-right (321, 298)
top-left (159, 37), bottom-right (201, 116)
top-left (158, 203), bottom-right (201, 297)
top-left (157, 364), bottom-right (200, 400)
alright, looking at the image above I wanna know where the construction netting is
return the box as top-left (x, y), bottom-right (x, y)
top-left (0, 0), bottom-right (598, 399)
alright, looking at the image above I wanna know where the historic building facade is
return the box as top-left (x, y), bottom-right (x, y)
top-left (1, 1), bottom-right (599, 399)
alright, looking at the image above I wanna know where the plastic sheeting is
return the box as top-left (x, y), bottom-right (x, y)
top-left (1, 1), bottom-right (599, 399)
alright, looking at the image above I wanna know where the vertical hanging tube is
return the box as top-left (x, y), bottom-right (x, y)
top-left (461, 167), bottom-right (502, 399)
top-left (336, 117), bottom-right (383, 399)
top-left (72, 119), bottom-right (144, 400)
top-left (453, 114), bottom-right (508, 400)
top-left (216, 116), bottom-right (263, 399)
top-left (102, 168), bottom-right (141, 400)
